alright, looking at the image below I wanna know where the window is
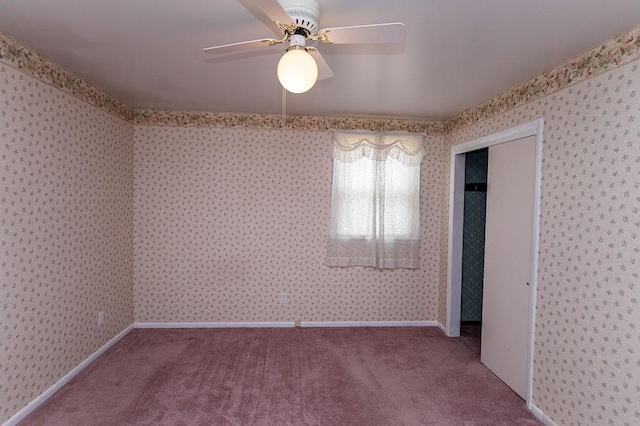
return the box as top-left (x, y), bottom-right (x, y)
top-left (333, 156), bottom-right (420, 238)
top-left (325, 131), bottom-right (424, 269)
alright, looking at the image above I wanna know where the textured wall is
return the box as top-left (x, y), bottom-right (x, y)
top-left (446, 60), bottom-right (640, 426)
top-left (0, 65), bottom-right (135, 422)
top-left (133, 126), bottom-right (445, 323)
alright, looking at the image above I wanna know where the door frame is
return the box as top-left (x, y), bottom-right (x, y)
top-left (445, 118), bottom-right (543, 408)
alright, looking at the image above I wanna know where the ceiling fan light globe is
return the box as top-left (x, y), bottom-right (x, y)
top-left (277, 49), bottom-right (318, 93)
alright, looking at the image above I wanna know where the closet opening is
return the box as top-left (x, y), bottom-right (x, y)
top-left (459, 148), bottom-right (488, 341)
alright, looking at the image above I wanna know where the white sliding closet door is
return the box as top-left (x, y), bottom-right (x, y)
top-left (481, 135), bottom-right (536, 399)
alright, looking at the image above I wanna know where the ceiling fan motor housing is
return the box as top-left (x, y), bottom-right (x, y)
top-left (277, 0), bottom-right (320, 36)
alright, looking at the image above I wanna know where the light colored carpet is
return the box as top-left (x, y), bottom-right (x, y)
top-left (21, 327), bottom-right (540, 425)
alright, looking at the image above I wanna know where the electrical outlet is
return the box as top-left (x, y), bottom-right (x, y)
top-left (294, 319), bottom-right (301, 327)
top-left (98, 311), bottom-right (105, 326)
top-left (279, 293), bottom-right (288, 304)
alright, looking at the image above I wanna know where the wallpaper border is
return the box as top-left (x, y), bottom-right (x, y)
top-left (2, 23), bottom-right (640, 135)
top-left (0, 33), bottom-right (134, 122)
top-left (445, 24), bottom-right (640, 133)
top-left (133, 110), bottom-right (446, 134)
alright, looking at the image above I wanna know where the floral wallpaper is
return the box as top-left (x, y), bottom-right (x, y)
top-left (133, 126), bottom-right (446, 323)
top-left (446, 59), bottom-right (640, 426)
top-left (0, 65), bottom-right (135, 422)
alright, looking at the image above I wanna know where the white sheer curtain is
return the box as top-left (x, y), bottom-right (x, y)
top-left (325, 130), bottom-right (424, 269)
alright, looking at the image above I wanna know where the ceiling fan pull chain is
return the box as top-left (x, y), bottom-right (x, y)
top-left (281, 86), bottom-right (287, 129)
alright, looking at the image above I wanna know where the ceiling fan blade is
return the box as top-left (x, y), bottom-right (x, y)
top-left (307, 47), bottom-right (334, 80)
top-left (203, 38), bottom-right (282, 54)
top-left (318, 22), bottom-right (407, 45)
top-left (250, 0), bottom-right (295, 31)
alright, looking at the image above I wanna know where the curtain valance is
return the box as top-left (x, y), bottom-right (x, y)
top-left (332, 131), bottom-right (425, 167)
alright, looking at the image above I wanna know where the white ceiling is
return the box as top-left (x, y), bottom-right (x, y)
top-left (1, 0), bottom-right (639, 121)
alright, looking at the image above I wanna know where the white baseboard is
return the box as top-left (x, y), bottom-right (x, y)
top-left (436, 321), bottom-right (447, 333)
top-left (133, 321), bottom-right (295, 328)
top-left (301, 321), bottom-right (438, 328)
top-left (133, 321), bottom-right (439, 329)
top-left (530, 404), bottom-right (557, 426)
top-left (3, 324), bottom-right (134, 426)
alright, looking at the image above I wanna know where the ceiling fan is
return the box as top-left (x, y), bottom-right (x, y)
top-left (203, 0), bottom-right (407, 93)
